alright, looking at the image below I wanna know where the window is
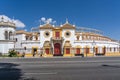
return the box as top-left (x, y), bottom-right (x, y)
top-left (9, 31), bottom-right (12, 40)
top-left (114, 47), bottom-right (116, 52)
top-left (87, 36), bottom-right (89, 40)
top-left (15, 38), bottom-right (18, 42)
top-left (35, 35), bottom-right (38, 40)
top-left (110, 47), bottom-right (112, 51)
top-left (65, 31), bottom-right (71, 38)
top-left (4, 31), bottom-right (8, 40)
top-left (66, 32), bottom-right (69, 36)
top-left (76, 35), bottom-right (80, 40)
top-left (55, 32), bottom-right (60, 38)
top-left (30, 36), bottom-right (33, 40)
top-left (44, 31), bottom-right (50, 38)
top-left (25, 36), bottom-right (29, 40)
top-left (45, 32), bottom-right (49, 36)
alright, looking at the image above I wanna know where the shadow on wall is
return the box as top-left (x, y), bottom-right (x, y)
top-left (0, 63), bottom-right (22, 80)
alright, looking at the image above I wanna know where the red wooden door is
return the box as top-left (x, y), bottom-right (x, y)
top-left (66, 48), bottom-right (70, 54)
top-left (86, 48), bottom-right (89, 54)
top-left (103, 47), bottom-right (106, 54)
top-left (76, 48), bottom-right (80, 54)
top-left (55, 32), bottom-right (60, 38)
top-left (95, 48), bottom-right (98, 54)
top-left (54, 43), bottom-right (61, 55)
top-left (45, 48), bottom-right (49, 54)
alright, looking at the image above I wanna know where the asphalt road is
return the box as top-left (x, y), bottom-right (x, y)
top-left (0, 57), bottom-right (120, 80)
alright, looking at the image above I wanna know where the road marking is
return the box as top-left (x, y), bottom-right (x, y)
top-left (1, 60), bottom-right (120, 63)
top-left (24, 72), bottom-right (57, 75)
top-left (1, 60), bottom-right (120, 64)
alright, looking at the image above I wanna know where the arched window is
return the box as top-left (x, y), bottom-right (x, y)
top-left (9, 31), bottom-right (12, 40)
top-left (110, 47), bottom-right (112, 52)
top-left (30, 36), bottom-right (33, 40)
top-left (4, 31), bottom-right (8, 40)
top-left (35, 35), bottom-right (38, 40)
top-left (25, 36), bottom-right (29, 40)
top-left (76, 35), bottom-right (80, 40)
top-left (114, 47), bottom-right (116, 52)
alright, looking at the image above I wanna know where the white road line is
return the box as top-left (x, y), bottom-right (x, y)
top-left (1, 60), bottom-right (120, 64)
top-left (24, 72), bottom-right (57, 75)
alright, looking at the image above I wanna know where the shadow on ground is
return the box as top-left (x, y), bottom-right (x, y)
top-left (0, 63), bottom-right (22, 80)
top-left (0, 63), bottom-right (36, 80)
top-left (102, 64), bottom-right (120, 68)
top-left (0, 63), bottom-right (35, 80)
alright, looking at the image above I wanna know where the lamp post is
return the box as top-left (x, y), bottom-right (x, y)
top-left (119, 40), bottom-right (120, 53)
top-left (92, 40), bottom-right (96, 57)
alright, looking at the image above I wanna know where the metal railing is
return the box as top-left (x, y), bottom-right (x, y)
top-left (51, 37), bottom-right (64, 40)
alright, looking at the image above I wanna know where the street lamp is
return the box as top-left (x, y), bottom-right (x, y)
top-left (119, 40), bottom-right (120, 53)
top-left (92, 40), bottom-right (96, 57)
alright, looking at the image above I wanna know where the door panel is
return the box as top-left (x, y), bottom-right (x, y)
top-left (76, 48), bottom-right (80, 54)
top-left (45, 48), bottom-right (49, 54)
top-left (54, 43), bottom-right (61, 55)
top-left (66, 48), bottom-right (70, 54)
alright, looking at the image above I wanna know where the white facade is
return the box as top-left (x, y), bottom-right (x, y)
top-left (62, 29), bottom-right (75, 46)
top-left (37, 22), bottom-right (119, 56)
top-left (40, 29), bottom-right (53, 48)
top-left (0, 18), bottom-right (16, 54)
top-left (0, 17), bottom-right (119, 56)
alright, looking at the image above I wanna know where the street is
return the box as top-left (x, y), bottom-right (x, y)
top-left (0, 57), bottom-right (120, 80)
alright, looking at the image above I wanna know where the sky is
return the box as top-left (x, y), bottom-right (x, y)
top-left (0, 0), bottom-right (120, 40)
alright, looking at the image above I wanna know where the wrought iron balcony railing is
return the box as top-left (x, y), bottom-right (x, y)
top-left (51, 37), bottom-right (64, 40)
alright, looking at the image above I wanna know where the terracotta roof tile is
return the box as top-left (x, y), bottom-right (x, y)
top-left (40, 24), bottom-right (53, 29)
top-left (61, 23), bottom-right (75, 29)
top-left (16, 30), bottom-right (32, 35)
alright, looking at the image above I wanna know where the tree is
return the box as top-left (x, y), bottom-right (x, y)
top-left (8, 50), bottom-right (18, 57)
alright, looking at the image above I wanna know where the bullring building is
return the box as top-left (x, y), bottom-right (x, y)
top-left (0, 17), bottom-right (119, 57)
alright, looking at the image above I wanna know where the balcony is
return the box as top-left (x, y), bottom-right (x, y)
top-left (51, 37), bottom-right (64, 41)
top-left (21, 40), bottom-right (40, 44)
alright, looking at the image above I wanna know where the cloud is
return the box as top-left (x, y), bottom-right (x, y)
top-left (41, 17), bottom-right (46, 22)
top-left (0, 15), bottom-right (25, 28)
top-left (13, 20), bottom-right (25, 28)
top-left (24, 29), bottom-right (27, 31)
top-left (40, 17), bottom-right (56, 24)
top-left (46, 18), bottom-right (52, 23)
top-left (52, 20), bottom-right (56, 24)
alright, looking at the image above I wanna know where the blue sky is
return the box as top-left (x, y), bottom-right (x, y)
top-left (0, 0), bottom-right (120, 40)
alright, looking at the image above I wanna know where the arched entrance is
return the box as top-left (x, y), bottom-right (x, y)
top-left (76, 48), bottom-right (80, 54)
top-left (102, 47), bottom-right (106, 55)
top-left (95, 47), bottom-right (98, 54)
top-left (54, 43), bottom-right (61, 56)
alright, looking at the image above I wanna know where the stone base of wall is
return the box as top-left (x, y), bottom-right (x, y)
top-left (25, 53), bottom-right (33, 57)
top-left (25, 53), bottom-right (41, 57)
top-left (84, 53), bottom-right (94, 57)
top-left (42, 53), bottom-right (53, 57)
top-left (63, 54), bottom-right (75, 57)
top-left (24, 52), bottom-right (120, 57)
top-left (105, 52), bottom-right (120, 56)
